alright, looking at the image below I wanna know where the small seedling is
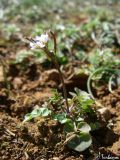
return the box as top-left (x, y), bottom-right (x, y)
top-left (87, 49), bottom-right (120, 99)
top-left (23, 88), bottom-right (98, 152)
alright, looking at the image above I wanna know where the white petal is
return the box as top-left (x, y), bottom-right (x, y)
top-left (30, 42), bottom-right (36, 49)
top-left (40, 34), bottom-right (49, 43)
top-left (36, 41), bottom-right (45, 48)
top-left (30, 42), bottom-right (34, 47)
top-left (35, 36), bottom-right (41, 41)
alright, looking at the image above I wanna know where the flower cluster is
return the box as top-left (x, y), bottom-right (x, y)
top-left (30, 33), bottom-right (49, 49)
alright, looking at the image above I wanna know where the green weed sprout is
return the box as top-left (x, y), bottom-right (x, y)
top-left (87, 49), bottom-right (120, 99)
top-left (24, 88), bottom-right (97, 152)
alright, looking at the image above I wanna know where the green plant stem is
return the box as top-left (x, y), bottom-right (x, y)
top-left (54, 57), bottom-right (69, 113)
top-left (43, 47), bottom-right (69, 113)
top-left (87, 67), bottom-right (120, 100)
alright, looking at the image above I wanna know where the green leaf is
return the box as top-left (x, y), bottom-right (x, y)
top-left (74, 88), bottom-right (92, 101)
top-left (64, 120), bottom-right (74, 133)
top-left (81, 100), bottom-right (94, 114)
top-left (39, 107), bottom-right (51, 116)
top-left (57, 54), bottom-right (68, 65)
top-left (77, 122), bottom-right (91, 132)
top-left (23, 113), bottom-right (33, 122)
top-left (23, 106), bottom-right (51, 122)
top-left (67, 132), bottom-right (92, 152)
top-left (53, 113), bottom-right (68, 124)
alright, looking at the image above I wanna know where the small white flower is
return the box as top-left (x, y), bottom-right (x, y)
top-left (29, 33), bottom-right (49, 49)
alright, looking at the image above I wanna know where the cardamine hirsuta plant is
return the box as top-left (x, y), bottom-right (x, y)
top-left (24, 30), bottom-right (100, 152)
top-left (28, 31), bottom-right (69, 113)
